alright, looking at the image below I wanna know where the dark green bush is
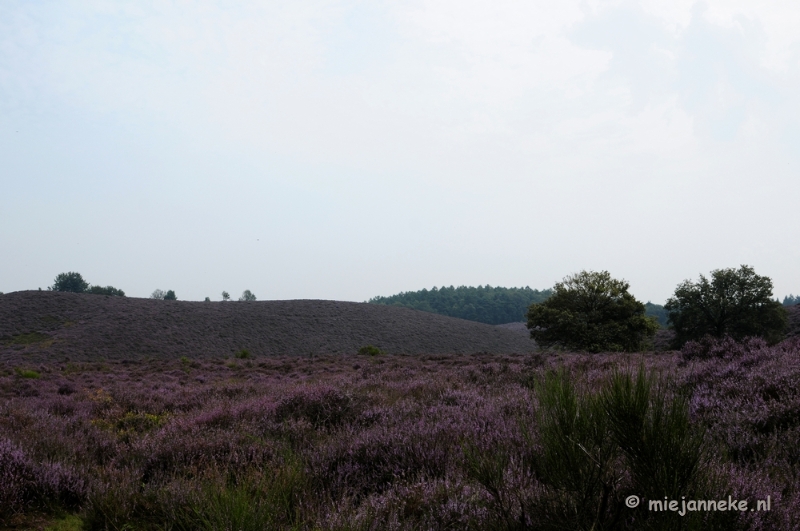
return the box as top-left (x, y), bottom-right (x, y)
top-left (14, 367), bottom-right (41, 379)
top-left (467, 367), bottom-right (736, 530)
top-left (236, 349), bottom-right (251, 359)
top-left (358, 345), bottom-right (385, 356)
top-left (87, 285), bottom-right (125, 297)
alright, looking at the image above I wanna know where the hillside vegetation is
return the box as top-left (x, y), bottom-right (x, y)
top-left (369, 285), bottom-right (553, 325)
top-left (369, 285), bottom-right (673, 328)
top-left (0, 291), bottom-right (536, 362)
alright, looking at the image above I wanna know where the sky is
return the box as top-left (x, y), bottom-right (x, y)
top-left (1, 0), bottom-right (799, 304)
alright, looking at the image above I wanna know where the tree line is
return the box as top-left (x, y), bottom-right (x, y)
top-left (369, 285), bottom-right (674, 326)
top-left (527, 265), bottom-right (790, 352)
top-left (368, 285), bottom-right (553, 325)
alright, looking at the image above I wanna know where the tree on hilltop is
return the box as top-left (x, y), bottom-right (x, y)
top-left (51, 272), bottom-right (89, 293)
top-left (239, 290), bottom-right (257, 302)
top-left (87, 285), bottom-right (125, 296)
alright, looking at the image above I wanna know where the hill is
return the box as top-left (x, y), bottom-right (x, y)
top-left (0, 291), bottom-right (538, 362)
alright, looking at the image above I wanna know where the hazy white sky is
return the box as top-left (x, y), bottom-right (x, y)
top-left (2, 0), bottom-right (799, 303)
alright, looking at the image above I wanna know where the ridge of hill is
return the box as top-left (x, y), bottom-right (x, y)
top-left (0, 291), bottom-right (538, 362)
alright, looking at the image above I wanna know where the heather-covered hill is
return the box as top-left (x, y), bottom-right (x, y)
top-left (0, 291), bottom-right (538, 362)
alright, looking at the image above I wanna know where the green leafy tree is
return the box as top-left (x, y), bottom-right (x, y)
top-left (239, 290), bottom-right (257, 302)
top-left (87, 285), bottom-right (125, 296)
top-left (51, 272), bottom-right (89, 293)
top-left (644, 302), bottom-right (668, 327)
top-left (164, 290), bottom-right (177, 301)
top-left (151, 289), bottom-right (166, 300)
top-left (526, 271), bottom-right (658, 353)
top-left (665, 265), bottom-right (788, 347)
top-left (222, 291), bottom-right (230, 301)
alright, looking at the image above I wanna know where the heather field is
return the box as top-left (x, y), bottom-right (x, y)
top-left (3, 337), bottom-right (800, 530)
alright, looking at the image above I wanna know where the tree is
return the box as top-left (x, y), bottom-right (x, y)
top-left (221, 291), bottom-right (230, 301)
top-left (526, 270), bottom-right (658, 353)
top-left (51, 272), bottom-right (89, 293)
top-left (87, 285), bottom-right (125, 297)
top-left (204, 297), bottom-right (211, 302)
top-left (164, 290), bottom-right (177, 301)
top-left (369, 285), bottom-right (553, 325)
top-left (239, 290), bottom-right (256, 302)
top-left (151, 289), bottom-right (166, 300)
top-left (665, 265), bottom-right (788, 347)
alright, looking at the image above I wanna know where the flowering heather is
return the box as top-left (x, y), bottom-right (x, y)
top-left (1, 341), bottom-right (799, 529)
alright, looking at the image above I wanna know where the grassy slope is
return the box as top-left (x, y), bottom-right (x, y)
top-left (0, 291), bottom-right (537, 362)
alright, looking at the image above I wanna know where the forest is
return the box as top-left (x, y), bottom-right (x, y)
top-left (368, 285), bottom-right (553, 325)
top-left (369, 285), bottom-right (671, 326)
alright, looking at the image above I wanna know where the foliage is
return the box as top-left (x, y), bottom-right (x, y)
top-left (43, 514), bottom-right (83, 531)
top-left (494, 366), bottom-right (726, 530)
top-left (14, 367), bottom-right (41, 379)
top-left (204, 297), bottom-right (210, 302)
top-left (7, 332), bottom-right (50, 345)
top-left (151, 289), bottom-right (177, 300)
top-left (50, 272), bottom-right (88, 293)
top-left (526, 271), bottom-right (658, 352)
top-left (235, 349), bottom-right (251, 359)
top-left (239, 290), bottom-right (257, 302)
top-left (784, 294), bottom-right (800, 306)
top-left (644, 302), bottom-right (668, 327)
top-left (87, 285), bottom-right (125, 297)
top-left (665, 265), bottom-right (788, 348)
top-left (369, 285), bottom-right (553, 325)
top-left (357, 345), bottom-right (384, 356)
top-left (4, 345), bottom-right (800, 530)
top-left (221, 291), bottom-right (230, 302)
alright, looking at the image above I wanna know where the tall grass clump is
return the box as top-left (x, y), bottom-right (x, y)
top-left (468, 366), bottom-right (738, 530)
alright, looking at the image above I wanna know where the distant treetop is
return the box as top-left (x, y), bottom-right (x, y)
top-left (784, 294), bottom-right (800, 306)
top-left (369, 285), bottom-right (553, 325)
top-left (51, 272), bottom-right (124, 296)
top-left (51, 272), bottom-right (89, 293)
top-left (239, 290), bottom-right (257, 302)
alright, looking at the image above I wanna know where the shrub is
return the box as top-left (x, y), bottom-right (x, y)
top-left (357, 345), bottom-right (385, 356)
top-left (0, 439), bottom-right (88, 524)
top-left (680, 334), bottom-right (768, 361)
top-left (665, 265), bottom-right (788, 348)
top-left (151, 289), bottom-right (177, 300)
top-left (50, 272), bottom-right (88, 293)
top-left (235, 349), bottom-right (251, 359)
top-left (468, 367), bottom-right (734, 530)
top-left (87, 285), bottom-right (125, 297)
top-left (239, 290), bottom-right (257, 302)
top-left (14, 367), bottom-right (41, 379)
top-left (526, 270), bottom-right (658, 352)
